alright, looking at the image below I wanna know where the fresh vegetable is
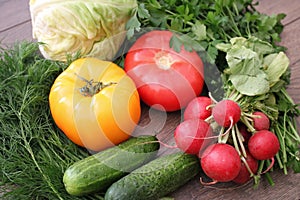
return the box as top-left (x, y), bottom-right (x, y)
top-left (237, 122), bottom-right (251, 143)
top-left (183, 96), bottom-right (212, 121)
top-left (200, 143), bottom-right (241, 183)
top-left (126, 4), bottom-right (296, 185)
top-left (49, 57), bottom-right (141, 151)
top-left (29, 0), bottom-right (137, 61)
top-left (0, 42), bottom-right (101, 200)
top-left (205, 36), bottom-right (300, 185)
top-left (233, 151), bottom-right (259, 184)
top-left (128, 0), bottom-right (286, 65)
top-left (1, 0), bottom-right (298, 198)
top-left (104, 152), bottom-right (200, 200)
top-left (174, 118), bottom-right (213, 155)
top-left (212, 99), bottom-right (241, 128)
top-left (124, 30), bottom-right (204, 111)
top-left (252, 111), bottom-right (270, 131)
top-left (63, 135), bottom-right (159, 196)
top-left (248, 130), bottom-right (280, 161)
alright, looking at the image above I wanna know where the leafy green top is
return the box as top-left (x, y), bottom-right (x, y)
top-left (127, 0), bottom-right (286, 63)
top-left (216, 37), bottom-right (289, 96)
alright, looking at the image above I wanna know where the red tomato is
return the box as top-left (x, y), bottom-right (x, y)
top-left (124, 30), bottom-right (204, 111)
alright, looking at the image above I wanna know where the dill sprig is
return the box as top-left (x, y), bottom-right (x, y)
top-left (0, 42), bottom-right (103, 199)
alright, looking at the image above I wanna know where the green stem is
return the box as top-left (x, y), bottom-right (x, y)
top-left (275, 152), bottom-right (284, 170)
top-left (218, 127), bottom-right (228, 143)
top-left (18, 116), bottom-right (63, 200)
top-left (265, 172), bottom-right (275, 186)
top-left (240, 156), bottom-right (260, 184)
top-left (274, 125), bottom-right (287, 163)
top-left (225, 6), bottom-right (242, 37)
top-left (280, 88), bottom-right (296, 105)
top-left (253, 175), bottom-right (261, 188)
top-left (231, 124), bottom-right (241, 156)
top-left (287, 120), bottom-right (300, 141)
top-left (235, 125), bottom-right (247, 158)
top-left (240, 115), bottom-right (256, 133)
top-left (265, 159), bottom-right (273, 172)
top-left (257, 160), bottom-right (265, 174)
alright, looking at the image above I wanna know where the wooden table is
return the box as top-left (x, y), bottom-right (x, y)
top-left (1, 0), bottom-right (299, 199)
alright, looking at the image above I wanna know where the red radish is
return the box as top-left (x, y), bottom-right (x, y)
top-left (252, 111), bottom-right (270, 131)
top-left (238, 122), bottom-right (252, 143)
top-left (248, 130), bottom-right (280, 160)
top-left (174, 118), bottom-right (213, 155)
top-left (212, 99), bottom-right (241, 128)
top-left (183, 96), bottom-right (212, 121)
top-left (200, 143), bottom-right (241, 182)
top-left (233, 151), bottom-right (258, 184)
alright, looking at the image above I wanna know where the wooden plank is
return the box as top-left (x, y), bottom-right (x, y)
top-left (0, 0), bottom-right (31, 32)
top-left (280, 19), bottom-right (300, 65)
top-left (287, 61), bottom-right (300, 133)
top-left (287, 61), bottom-right (300, 104)
top-left (0, 21), bottom-right (33, 46)
top-left (256, 0), bottom-right (300, 25)
top-left (171, 170), bottom-right (300, 199)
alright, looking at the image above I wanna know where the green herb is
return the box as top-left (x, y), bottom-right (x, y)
top-left (216, 36), bottom-right (289, 96)
top-left (0, 42), bottom-right (103, 199)
top-left (127, 0), bottom-right (286, 64)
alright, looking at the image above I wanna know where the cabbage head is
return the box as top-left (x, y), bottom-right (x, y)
top-left (29, 0), bottom-right (137, 61)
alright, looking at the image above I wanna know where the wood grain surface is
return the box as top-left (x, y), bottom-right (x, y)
top-left (1, 0), bottom-right (299, 199)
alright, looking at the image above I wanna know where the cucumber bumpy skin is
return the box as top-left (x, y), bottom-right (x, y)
top-left (104, 152), bottom-right (201, 200)
top-left (63, 135), bottom-right (159, 196)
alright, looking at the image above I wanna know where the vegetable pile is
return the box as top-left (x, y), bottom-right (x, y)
top-left (0, 0), bottom-right (300, 199)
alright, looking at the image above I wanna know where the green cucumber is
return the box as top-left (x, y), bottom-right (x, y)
top-left (104, 152), bottom-right (201, 200)
top-left (63, 135), bottom-right (159, 196)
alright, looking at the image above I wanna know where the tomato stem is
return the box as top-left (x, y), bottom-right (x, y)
top-left (75, 73), bottom-right (116, 97)
top-left (155, 51), bottom-right (175, 70)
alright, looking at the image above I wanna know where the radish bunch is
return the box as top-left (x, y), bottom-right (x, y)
top-left (173, 95), bottom-right (280, 185)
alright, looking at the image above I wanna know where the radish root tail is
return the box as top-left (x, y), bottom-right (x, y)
top-left (261, 157), bottom-right (275, 174)
top-left (200, 177), bottom-right (218, 186)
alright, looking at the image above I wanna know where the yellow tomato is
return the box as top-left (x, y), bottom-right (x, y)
top-left (49, 58), bottom-right (141, 151)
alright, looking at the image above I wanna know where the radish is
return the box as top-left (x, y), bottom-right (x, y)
top-left (238, 122), bottom-right (252, 143)
top-left (183, 96), bottom-right (212, 121)
top-left (212, 99), bottom-right (241, 128)
top-left (200, 143), bottom-right (241, 183)
top-left (248, 130), bottom-right (280, 161)
top-left (174, 118), bottom-right (214, 155)
top-left (248, 130), bottom-right (280, 173)
top-left (233, 150), bottom-right (258, 184)
top-left (252, 111), bottom-right (270, 131)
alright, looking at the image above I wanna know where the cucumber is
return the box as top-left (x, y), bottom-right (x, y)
top-left (104, 152), bottom-right (201, 200)
top-left (63, 135), bottom-right (159, 196)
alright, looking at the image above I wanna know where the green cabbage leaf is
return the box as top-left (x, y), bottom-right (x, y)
top-left (30, 0), bottom-right (137, 61)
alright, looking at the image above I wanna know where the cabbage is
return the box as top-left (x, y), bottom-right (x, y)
top-left (29, 0), bottom-right (137, 61)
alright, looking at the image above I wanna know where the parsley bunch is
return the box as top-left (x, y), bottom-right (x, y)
top-left (127, 0), bottom-right (286, 64)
